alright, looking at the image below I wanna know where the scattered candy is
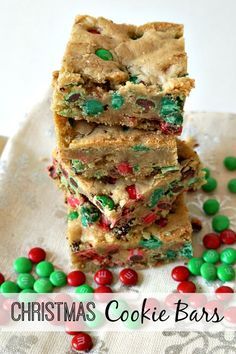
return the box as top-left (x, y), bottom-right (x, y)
top-left (67, 270), bottom-right (86, 287)
top-left (68, 211), bottom-right (79, 220)
top-left (203, 198), bottom-right (220, 215)
top-left (188, 294), bottom-right (207, 308)
top-left (215, 286), bottom-right (234, 301)
top-left (203, 233), bottom-right (221, 249)
top-left (171, 266), bottom-right (190, 281)
top-left (217, 264), bottom-right (235, 282)
top-left (188, 257), bottom-right (204, 275)
top-left (17, 273), bottom-right (35, 290)
top-left (223, 156), bottom-right (236, 171)
top-left (200, 263), bottom-right (217, 281)
top-left (111, 93), bottom-right (124, 110)
top-left (126, 185), bottom-right (137, 199)
top-left (220, 229), bottom-right (236, 245)
top-left (94, 269), bottom-right (113, 286)
top-left (75, 284), bottom-right (94, 294)
top-left (94, 285), bottom-right (113, 294)
top-left (117, 162), bottom-right (133, 175)
top-left (228, 178), bottom-right (236, 193)
top-left (177, 281), bottom-right (196, 293)
top-left (36, 261), bottom-right (54, 278)
top-left (28, 247), bottom-right (46, 263)
top-left (224, 307), bottom-right (236, 324)
top-left (202, 167), bottom-right (210, 179)
top-left (33, 278), bottom-right (54, 293)
top-left (71, 333), bottom-right (93, 352)
top-left (220, 248), bottom-right (236, 265)
top-left (83, 99), bottom-right (104, 116)
top-left (205, 300), bottom-right (224, 314)
top-left (0, 273), bottom-right (5, 286)
top-left (212, 215), bottom-right (230, 233)
top-left (86, 309), bottom-right (104, 329)
top-left (1, 281), bottom-right (20, 294)
top-left (202, 250), bottom-right (220, 264)
top-left (13, 257), bottom-right (32, 273)
top-left (119, 268), bottom-right (138, 286)
top-left (202, 177), bottom-right (217, 192)
top-left (95, 48), bottom-right (113, 61)
top-left (49, 270), bottom-right (67, 287)
top-left (95, 195), bottom-right (115, 211)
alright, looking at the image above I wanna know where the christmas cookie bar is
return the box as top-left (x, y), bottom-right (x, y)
top-left (55, 119), bottom-right (179, 179)
top-left (67, 194), bottom-right (193, 270)
top-left (52, 15), bottom-right (194, 134)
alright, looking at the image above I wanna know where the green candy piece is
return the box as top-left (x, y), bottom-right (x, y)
top-left (160, 97), bottom-right (180, 116)
top-left (217, 264), bottom-right (235, 282)
top-left (163, 112), bottom-right (183, 126)
top-left (36, 261), bottom-right (54, 278)
top-left (133, 164), bottom-right (140, 173)
top-left (224, 156), bottom-right (236, 171)
top-left (212, 215), bottom-right (230, 233)
top-left (72, 160), bottom-right (85, 173)
top-left (82, 99), bottom-right (104, 116)
top-left (202, 250), bottom-right (220, 264)
top-left (228, 178), bottom-right (236, 193)
top-left (166, 250), bottom-right (177, 260)
top-left (202, 177), bottom-right (217, 192)
top-left (111, 93), bottom-right (124, 110)
top-left (203, 199), bottom-right (220, 215)
top-left (95, 48), bottom-right (113, 61)
top-left (95, 195), bottom-right (115, 211)
top-left (132, 144), bottom-right (150, 152)
top-left (75, 284), bottom-right (94, 301)
top-left (33, 278), bottom-right (54, 293)
top-left (68, 211), bottom-right (79, 221)
top-left (14, 257), bottom-right (33, 273)
top-left (200, 263), bottom-right (217, 281)
top-left (49, 271), bottom-right (67, 287)
top-left (139, 236), bottom-right (163, 249)
top-left (109, 300), bottom-right (129, 316)
top-left (1, 281), bottom-right (20, 294)
top-left (80, 205), bottom-right (100, 227)
top-left (124, 316), bottom-right (142, 330)
top-left (129, 75), bottom-right (139, 84)
top-left (188, 257), bottom-right (204, 275)
top-left (20, 289), bottom-right (36, 293)
top-left (179, 243), bottom-right (193, 259)
top-left (86, 309), bottom-right (104, 329)
top-left (220, 248), bottom-right (236, 265)
top-left (202, 168), bottom-right (210, 179)
top-left (148, 188), bottom-right (164, 208)
top-left (17, 273), bottom-right (35, 290)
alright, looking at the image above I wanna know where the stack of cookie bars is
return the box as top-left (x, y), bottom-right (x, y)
top-left (49, 15), bottom-right (205, 271)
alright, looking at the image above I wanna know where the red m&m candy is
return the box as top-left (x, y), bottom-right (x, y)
top-left (171, 266), bottom-right (190, 282)
top-left (126, 185), bottom-right (137, 200)
top-left (177, 281), bottom-right (196, 293)
top-left (117, 162), bottom-right (133, 175)
top-left (215, 286), bottom-right (234, 301)
top-left (67, 271), bottom-right (86, 287)
top-left (94, 269), bottom-right (113, 286)
top-left (28, 247), bottom-right (46, 263)
top-left (220, 229), bottom-right (236, 245)
top-left (119, 268), bottom-right (138, 286)
top-left (71, 332), bottom-right (93, 352)
top-left (94, 286), bottom-right (113, 302)
top-left (203, 233), bottom-right (221, 249)
top-left (0, 273), bottom-right (5, 286)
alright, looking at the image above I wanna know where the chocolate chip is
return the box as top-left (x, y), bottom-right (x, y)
top-left (68, 118), bottom-right (76, 127)
top-left (70, 241), bottom-right (80, 252)
top-left (136, 98), bottom-right (155, 112)
top-left (70, 177), bottom-right (78, 188)
top-left (113, 224), bottom-right (131, 238)
top-left (100, 176), bottom-right (117, 184)
top-left (61, 167), bottom-right (69, 178)
top-left (191, 218), bottom-right (202, 232)
top-left (181, 167), bottom-right (195, 180)
top-left (66, 93), bottom-right (81, 102)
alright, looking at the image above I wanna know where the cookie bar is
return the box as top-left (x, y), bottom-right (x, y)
top-left (55, 119), bottom-right (179, 179)
top-left (50, 140), bottom-right (204, 235)
top-left (52, 15), bottom-right (194, 134)
top-left (67, 194), bottom-right (193, 270)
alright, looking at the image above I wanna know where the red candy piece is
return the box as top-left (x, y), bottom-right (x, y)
top-left (0, 272), bottom-right (5, 285)
top-left (155, 217), bottom-right (168, 228)
top-left (215, 286), bottom-right (234, 301)
top-left (126, 185), bottom-right (137, 200)
top-left (94, 286), bottom-right (113, 302)
top-left (177, 281), bottom-right (196, 293)
top-left (94, 269), bottom-right (113, 286)
top-left (188, 294), bottom-right (207, 309)
top-left (205, 300), bottom-right (224, 314)
top-left (98, 215), bottom-right (110, 231)
top-left (65, 320), bottom-right (84, 335)
top-left (67, 271), bottom-right (86, 287)
top-left (220, 229), bottom-right (236, 245)
top-left (119, 268), bottom-right (138, 286)
top-left (144, 298), bottom-right (160, 312)
top-left (171, 266), bottom-right (190, 282)
top-left (67, 196), bottom-right (81, 208)
top-left (71, 333), bottom-right (93, 352)
top-left (28, 247), bottom-right (46, 263)
top-left (224, 306), bottom-right (236, 324)
top-left (203, 233), bottom-right (221, 249)
top-left (136, 98), bottom-right (155, 113)
top-left (143, 213), bottom-right (157, 224)
top-left (117, 162), bottom-right (133, 175)
top-left (160, 122), bottom-right (183, 135)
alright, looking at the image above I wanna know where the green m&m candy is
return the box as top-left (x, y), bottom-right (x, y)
top-left (86, 309), bottom-right (104, 329)
top-left (82, 99), bottom-right (104, 116)
top-left (212, 215), bottom-right (230, 232)
top-left (13, 257), bottom-right (33, 273)
top-left (224, 156), bottom-right (236, 171)
top-left (200, 263), bottom-right (217, 281)
top-left (75, 284), bottom-right (94, 301)
top-left (33, 278), bottom-right (53, 293)
top-left (220, 248), bottom-right (236, 265)
top-left (203, 199), bottom-right (220, 215)
top-left (202, 177), bottom-right (217, 192)
top-left (188, 257), bottom-right (204, 275)
top-left (217, 264), bottom-right (235, 282)
top-left (80, 205), bottom-right (100, 227)
top-left (17, 273), bottom-right (35, 290)
top-left (20, 289), bottom-right (36, 293)
top-left (202, 168), bottom-right (210, 179)
top-left (49, 270), bottom-right (67, 287)
top-left (95, 48), bottom-right (113, 61)
top-left (36, 261), bottom-right (54, 278)
top-left (228, 179), bottom-right (236, 194)
top-left (1, 281), bottom-right (20, 294)
top-left (68, 211), bottom-right (79, 221)
top-left (111, 93), bottom-right (124, 110)
top-left (95, 195), bottom-right (115, 211)
top-left (202, 250), bottom-right (220, 264)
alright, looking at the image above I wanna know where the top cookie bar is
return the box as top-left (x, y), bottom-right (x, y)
top-left (52, 15), bottom-right (194, 133)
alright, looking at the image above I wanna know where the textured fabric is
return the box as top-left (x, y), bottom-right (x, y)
top-left (0, 91), bottom-right (236, 353)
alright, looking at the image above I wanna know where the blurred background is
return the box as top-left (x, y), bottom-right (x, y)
top-left (0, 0), bottom-right (235, 138)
